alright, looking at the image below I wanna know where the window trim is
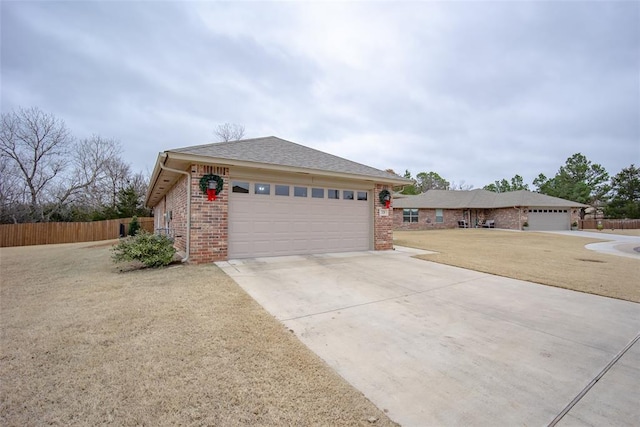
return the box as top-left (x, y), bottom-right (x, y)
top-left (231, 181), bottom-right (250, 194)
top-left (275, 184), bottom-right (290, 196)
top-left (403, 208), bottom-right (419, 223)
top-left (254, 183), bottom-right (271, 195)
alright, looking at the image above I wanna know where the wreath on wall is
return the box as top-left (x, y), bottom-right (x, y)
top-left (199, 174), bottom-right (224, 200)
top-left (378, 189), bottom-right (391, 208)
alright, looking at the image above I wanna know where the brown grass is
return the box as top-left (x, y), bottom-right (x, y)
top-left (394, 229), bottom-right (640, 303)
top-left (0, 242), bottom-right (397, 426)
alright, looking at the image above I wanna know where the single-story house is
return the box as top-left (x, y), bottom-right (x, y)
top-left (145, 136), bottom-right (410, 263)
top-left (393, 189), bottom-right (589, 231)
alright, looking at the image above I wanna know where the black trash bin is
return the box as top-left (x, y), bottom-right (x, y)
top-left (119, 223), bottom-right (125, 238)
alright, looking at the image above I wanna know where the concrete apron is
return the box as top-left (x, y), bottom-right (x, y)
top-left (217, 247), bottom-right (640, 426)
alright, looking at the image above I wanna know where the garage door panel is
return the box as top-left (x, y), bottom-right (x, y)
top-left (528, 208), bottom-right (570, 230)
top-left (229, 186), bottom-right (371, 258)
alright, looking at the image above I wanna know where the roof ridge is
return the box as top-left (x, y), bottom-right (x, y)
top-left (170, 135), bottom-right (283, 152)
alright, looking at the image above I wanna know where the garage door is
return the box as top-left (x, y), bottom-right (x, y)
top-left (229, 180), bottom-right (371, 258)
top-left (527, 208), bottom-right (570, 230)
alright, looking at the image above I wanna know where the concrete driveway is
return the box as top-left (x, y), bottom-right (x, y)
top-left (217, 248), bottom-right (640, 426)
top-left (543, 230), bottom-right (640, 259)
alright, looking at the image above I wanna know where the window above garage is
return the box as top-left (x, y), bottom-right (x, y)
top-left (231, 180), bottom-right (370, 201)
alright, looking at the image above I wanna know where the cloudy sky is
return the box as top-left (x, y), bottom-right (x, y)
top-left (2, 1), bottom-right (638, 189)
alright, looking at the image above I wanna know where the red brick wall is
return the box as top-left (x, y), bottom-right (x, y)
top-left (163, 174), bottom-right (189, 252)
top-left (488, 208), bottom-right (521, 230)
top-left (163, 174), bottom-right (397, 260)
top-left (189, 164), bottom-right (229, 264)
top-left (374, 184), bottom-right (394, 250)
top-left (393, 207), bottom-right (579, 230)
top-left (393, 208), bottom-right (464, 230)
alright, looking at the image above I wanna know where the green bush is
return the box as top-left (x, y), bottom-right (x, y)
top-left (112, 231), bottom-right (176, 268)
top-left (128, 216), bottom-right (140, 236)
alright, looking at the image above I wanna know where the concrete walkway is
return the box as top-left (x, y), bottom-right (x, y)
top-left (217, 248), bottom-right (640, 426)
top-left (542, 230), bottom-right (640, 259)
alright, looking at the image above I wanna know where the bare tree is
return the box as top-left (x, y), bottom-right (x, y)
top-left (0, 107), bottom-right (73, 221)
top-left (70, 137), bottom-right (127, 213)
top-left (450, 180), bottom-right (474, 191)
top-left (47, 135), bottom-right (122, 218)
top-left (0, 159), bottom-right (29, 223)
top-left (214, 123), bottom-right (245, 142)
top-left (0, 107), bottom-right (125, 222)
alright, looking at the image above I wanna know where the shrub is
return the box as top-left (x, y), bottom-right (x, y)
top-left (112, 231), bottom-right (176, 268)
top-left (128, 216), bottom-right (140, 236)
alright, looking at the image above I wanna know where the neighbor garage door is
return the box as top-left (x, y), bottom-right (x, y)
top-left (229, 180), bottom-right (371, 258)
top-left (527, 208), bottom-right (570, 230)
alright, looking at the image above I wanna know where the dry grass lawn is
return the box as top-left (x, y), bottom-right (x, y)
top-left (0, 241), bottom-right (397, 426)
top-left (394, 229), bottom-right (640, 303)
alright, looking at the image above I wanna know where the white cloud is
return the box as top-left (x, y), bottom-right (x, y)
top-left (1, 0), bottom-right (638, 188)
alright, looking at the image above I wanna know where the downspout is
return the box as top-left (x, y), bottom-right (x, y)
top-left (158, 153), bottom-right (191, 263)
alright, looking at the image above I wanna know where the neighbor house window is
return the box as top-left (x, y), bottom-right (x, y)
top-left (232, 181), bottom-right (249, 193)
top-left (275, 185), bottom-right (289, 196)
top-left (436, 209), bottom-right (444, 223)
top-left (328, 189), bottom-right (339, 199)
top-left (294, 186), bottom-right (307, 197)
top-left (403, 209), bottom-right (419, 223)
top-left (357, 191), bottom-right (368, 201)
top-left (312, 188), bottom-right (324, 198)
top-left (255, 183), bottom-right (270, 195)
top-left (343, 190), bottom-right (354, 200)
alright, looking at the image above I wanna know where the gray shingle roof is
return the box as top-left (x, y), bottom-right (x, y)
top-left (169, 136), bottom-right (409, 183)
top-left (393, 189), bottom-right (589, 209)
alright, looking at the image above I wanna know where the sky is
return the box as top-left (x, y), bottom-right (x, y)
top-left (2, 0), bottom-right (638, 189)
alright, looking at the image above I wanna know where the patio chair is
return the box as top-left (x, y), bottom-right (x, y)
top-left (458, 220), bottom-right (469, 228)
top-left (482, 220), bottom-right (495, 228)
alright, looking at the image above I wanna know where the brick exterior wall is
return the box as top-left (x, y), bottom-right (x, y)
top-left (374, 183), bottom-right (394, 250)
top-left (189, 164), bottom-right (229, 264)
top-left (159, 172), bottom-right (396, 262)
top-left (163, 174), bottom-right (189, 251)
top-left (487, 208), bottom-right (521, 230)
top-left (394, 208), bottom-right (464, 230)
top-left (394, 207), bottom-right (581, 230)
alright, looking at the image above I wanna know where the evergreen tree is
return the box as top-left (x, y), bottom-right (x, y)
top-left (605, 164), bottom-right (640, 219)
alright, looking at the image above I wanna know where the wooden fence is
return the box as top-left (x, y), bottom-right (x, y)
top-left (579, 219), bottom-right (640, 230)
top-left (0, 217), bottom-right (155, 247)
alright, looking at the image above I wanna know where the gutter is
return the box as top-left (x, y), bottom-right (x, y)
top-left (158, 153), bottom-right (191, 263)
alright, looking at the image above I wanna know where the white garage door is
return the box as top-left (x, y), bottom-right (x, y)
top-left (229, 181), bottom-right (371, 259)
top-left (528, 208), bottom-right (570, 230)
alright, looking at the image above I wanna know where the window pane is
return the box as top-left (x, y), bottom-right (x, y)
top-left (328, 189), bottom-right (339, 199)
top-left (275, 185), bottom-right (289, 196)
top-left (436, 208), bottom-right (443, 223)
top-left (232, 181), bottom-right (249, 193)
top-left (312, 188), bottom-right (324, 198)
top-left (294, 186), bottom-right (307, 197)
top-left (403, 209), bottom-right (412, 223)
top-left (357, 191), bottom-right (367, 201)
top-left (343, 190), bottom-right (354, 200)
top-left (255, 183), bottom-right (270, 195)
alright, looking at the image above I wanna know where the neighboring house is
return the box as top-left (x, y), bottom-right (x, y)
top-left (393, 189), bottom-right (589, 231)
top-left (145, 136), bottom-right (410, 263)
